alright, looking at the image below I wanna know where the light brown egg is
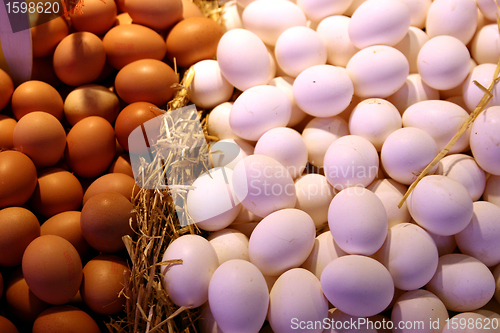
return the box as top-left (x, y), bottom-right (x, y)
top-left (5, 268), bottom-right (50, 322)
top-left (0, 316), bottom-right (19, 333)
top-left (0, 68), bottom-right (14, 111)
top-left (32, 305), bottom-right (100, 333)
top-left (0, 207), bottom-right (40, 267)
top-left (182, 0), bottom-right (204, 19)
top-left (11, 80), bottom-right (64, 120)
top-left (114, 12), bottom-right (132, 25)
top-left (53, 32), bottom-right (106, 86)
top-left (22, 235), bottom-right (83, 305)
top-left (13, 112), bottom-right (66, 169)
top-left (31, 56), bottom-right (63, 88)
top-left (125, 0), bottom-right (182, 31)
top-left (108, 153), bottom-right (134, 177)
top-left (70, 0), bottom-right (117, 35)
top-left (166, 17), bottom-right (224, 68)
top-left (29, 167), bottom-right (83, 218)
top-left (103, 24), bottom-right (167, 70)
top-left (114, 59), bottom-right (178, 106)
top-left (0, 151), bottom-right (37, 209)
top-left (64, 84), bottom-right (120, 125)
top-left (80, 192), bottom-right (135, 253)
top-left (31, 16), bottom-right (69, 57)
top-left (41, 211), bottom-right (92, 260)
top-left (83, 172), bottom-right (137, 205)
top-left (0, 115), bottom-right (17, 150)
top-left (65, 116), bottom-right (116, 178)
top-left (80, 254), bottom-right (130, 314)
top-left (114, 101), bottom-right (162, 151)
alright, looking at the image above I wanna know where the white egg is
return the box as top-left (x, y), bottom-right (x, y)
top-left (471, 24), bottom-right (500, 65)
top-left (294, 174), bottom-right (335, 228)
top-left (210, 138), bottom-right (254, 170)
top-left (328, 187), bottom-right (388, 255)
top-left (207, 228), bottom-right (250, 264)
top-left (316, 15), bottom-right (359, 68)
top-left (484, 175), bottom-right (500, 208)
top-left (188, 60), bottom-right (234, 109)
top-left (207, 102), bottom-right (239, 140)
top-left (426, 0), bottom-right (477, 44)
top-left (426, 254), bottom-right (496, 312)
top-left (268, 76), bottom-right (308, 127)
top-left (220, 0), bottom-right (243, 31)
top-left (398, 0), bottom-right (431, 28)
top-left (293, 64), bottom-right (354, 117)
top-left (470, 106), bottom-right (500, 175)
top-left (462, 63), bottom-right (500, 112)
top-left (427, 231), bottom-right (457, 257)
top-left (367, 178), bottom-right (411, 228)
top-left (321, 255), bottom-right (394, 317)
top-left (346, 45), bottom-right (409, 98)
top-left (476, 0), bottom-right (499, 22)
top-left (297, 0), bottom-right (354, 22)
top-left (301, 230), bottom-right (346, 279)
top-left (248, 208), bottom-right (316, 276)
top-left (161, 235), bottom-right (219, 308)
top-left (387, 74), bottom-right (439, 113)
top-left (269, 268), bottom-right (329, 333)
top-left (393, 27), bottom-right (430, 74)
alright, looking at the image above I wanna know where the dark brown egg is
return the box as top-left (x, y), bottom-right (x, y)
top-left (70, 0), bottom-right (117, 35)
top-left (0, 68), bottom-right (14, 111)
top-left (0, 115), bottom-right (17, 150)
top-left (125, 0), bottom-right (182, 31)
top-left (0, 207), bottom-right (40, 267)
top-left (11, 80), bottom-right (64, 120)
top-left (32, 305), bottom-right (100, 333)
top-left (80, 254), bottom-right (130, 314)
top-left (108, 154), bottom-right (134, 177)
top-left (22, 235), bottom-right (83, 305)
top-left (83, 172), bottom-right (137, 205)
top-left (0, 151), bottom-right (37, 209)
top-left (0, 316), bottom-right (19, 333)
top-left (80, 192), bottom-right (135, 253)
top-left (31, 16), bottom-right (69, 57)
top-left (29, 168), bottom-right (83, 218)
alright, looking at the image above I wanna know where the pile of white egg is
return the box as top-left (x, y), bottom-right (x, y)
top-left (162, 0), bottom-right (500, 331)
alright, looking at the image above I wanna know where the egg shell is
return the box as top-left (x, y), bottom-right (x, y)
top-left (242, 0), bottom-right (307, 46)
top-left (269, 268), bottom-right (329, 333)
top-left (22, 235), bottom-right (83, 305)
top-left (367, 178), bottom-right (410, 228)
top-left (249, 208), bottom-right (315, 276)
top-left (316, 15), bottom-right (359, 68)
top-left (207, 102), bottom-right (240, 140)
top-left (324, 308), bottom-right (378, 333)
top-left (0, 115), bottom-right (16, 150)
top-left (83, 172), bottom-right (137, 205)
top-left (294, 174), bottom-right (335, 228)
top-left (11, 80), bottom-right (64, 120)
top-left (207, 228), bottom-right (250, 264)
top-left (181, 0), bottom-right (203, 18)
top-left (442, 312), bottom-right (495, 333)
top-left (471, 24), bottom-right (500, 65)
top-left (299, 0), bottom-right (355, 23)
top-left (162, 234), bottom-right (219, 308)
top-left (268, 76), bottom-right (308, 127)
top-left (187, 60), bottom-right (234, 109)
top-left (80, 192), bottom-right (135, 253)
top-left (321, 255), bottom-right (394, 317)
top-left (0, 316), bottom-right (19, 333)
top-left (392, 290), bottom-right (449, 333)
top-left (30, 16), bottom-right (68, 57)
top-left (232, 155), bottom-right (297, 218)
top-left (125, 0), bottom-right (182, 31)
top-left (0, 68), bottom-right (13, 110)
top-left (426, 254), bottom-right (496, 311)
top-left (387, 73), bottom-right (439, 113)
top-left (0, 151), bottom-right (37, 209)
top-left (470, 106), bottom-right (500, 175)
top-left (70, 0), bottom-right (117, 35)
top-left (53, 32), bottom-right (106, 86)
top-left (484, 175), bottom-right (500, 207)
top-left (399, 0), bottom-right (430, 28)
top-left (216, 29), bottom-right (272, 91)
top-left (32, 305), bottom-right (100, 333)
top-left (462, 64), bottom-right (500, 112)
top-left (108, 154), bottom-right (134, 177)
top-left (393, 27), bottom-right (430, 74)
top-left (210, 138), bottom-right (254, 170)
top-left (208, 259), bottom-right (269, 333)
top-left (301, 230), bottom-right (346, 279)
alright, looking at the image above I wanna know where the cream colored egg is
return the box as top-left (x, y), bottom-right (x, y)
top-left (367, 179), bottom-right (410, 228)
top-left (471, 24), bottom-right (500, 65)
top-left (301, 230), bottom-right (346, 279)
top-left (207, 228), bottom-right (250, 264)
top-left (323, 308), bottom-right (377, 333)
top-left (393, 28), bottom-right (430, 74)
top-left (462, 64), bottom-right (500, 112)
top-left (484, 175), bottom-right (500, 207)
top-left (188, 60), bottom-right (234, 109)
top-left (387, 74), bottom-right (439, 113)
top-left (268, 76), bottom-right (308, 127)
top-left (427, 231), bottom-right (457, 257)
top-left (207, 102), bottom-right (240, 140)
top-left (210, 138), bottom-right (254, 170)
top-left (442, 312), bottom-right (496, 333)
top-left (294, 174), bottom-right (335, 228)
top-left (316, 15), bottom-right (359, 68)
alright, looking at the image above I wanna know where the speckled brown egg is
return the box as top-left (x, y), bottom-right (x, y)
top-left (65, 116), bottom-right (116, 178)
top-left (70, 0), bottom-right (117, 35)
top-left (0, 69), bottom-right (14, 111)
top-left (80, 254), bottom-right (130, 314)
top-left (64, 84), bottom-right (120, 126)
top-left (166, 17), bottom-right (224, 68)
top-left (13, 112), bottom-right (66, 168)
top-left (0, 151), bottom-right (37, 209)
top-left (114, 59), bottom-right (178, 106)
top-left (0, 316), bottom-right (19, 333)
top-left (5, 268), bottom-right (50, 322)
top-left (108, 154), bottom-right (134, 177)
top-left (32, 305), bottom-right (100, 333)
top-left (22, 235), bottom-right (83, 305)
top-left (31, 16), bottom-right (68, 57)
top-left (125, 0), bottom-right (182, 31)
top-left (80, 192), bottom-right (135, 253)
top-left (103, 24), bottom-right (167, 70)
top-left (11, 80), bottom-right (63, 120)
top-left (53, 32), bottom-right (106, 86)
top-left (29, 167), bottom-right (83, 218)
top-left (83, 172), bottom-right (137, 205)
top-left (0, 207), bottom-right (40, 267)
top-left (41, 211), bottom-right (92, 260)
top-left (0, 115), bottom-right (17, 150)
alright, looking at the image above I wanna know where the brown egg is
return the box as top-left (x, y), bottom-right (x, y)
top-left (114, 101), bottom-right (162, 152)
top-left (12, 112), bottom-right (66, 168)
top-left (80, 192), bottom-right (135, 253)
top-left (5, 268), bottom-right (50, 322)
top-left (125, 0), bottom-right (182, 31)
top-left (29, 168), bottom-right (83, 218)
top-left (115, 0), bottom-right (126, 12)
top-left (0, 316), bottom-right (19, 333)
top-left (166, 17), bottom-right (224, 68)
top-left (103, 24), bottom-right (167, 70)
top-left (11, 80), bottom-right (64, 120)
top-left (182, 0), bottom-right (203, 18)
top-left (80, 254), bottom-right (130, 314)
top-left (114, 59), bottom-right (178, 106)
top-left (0, 151), bottom-right (37, 209)
top-left (41, 211), bottom-right (92, 260)
top-left (108, 153), bottom-right (134, 177)
top-left (32, 305), bottom-right (100, 333)
top-left (65, 116), bottom-right (116, 178)
top-left (83, 172), bottom-right (137, 205)
top-left (70, 0), bottom-right (117, 35)
top-left (64, 84), bottom-right (120, 126)
top-left (114, 12), bottom-right (133, 25)
top-left (0, 68), bottom-right (14, 111)
top-left (22, 235), bottom-right (83, 305)
top-left (31, 16), bottom-right (69, 57)
top-left (53, 32), bottom-right (106, 86)
top-left (0, 207), bottom-right (40, 267)
top-left (0, 115), bottom-right (17, 150)
top-left (31, 56), bottom-right (63, 88)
